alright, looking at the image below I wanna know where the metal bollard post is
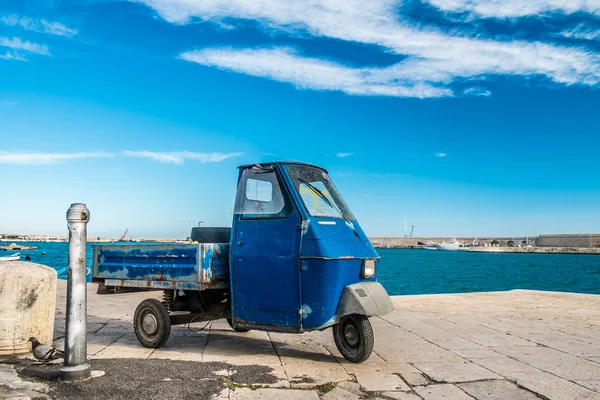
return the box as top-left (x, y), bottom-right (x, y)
top-left (59, 203), bottom-right (91, 381)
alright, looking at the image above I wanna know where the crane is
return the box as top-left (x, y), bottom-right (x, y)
top-left (409, 225), bottom-right (414, 237)
top-left (119, 229), bottom-right (129, 242)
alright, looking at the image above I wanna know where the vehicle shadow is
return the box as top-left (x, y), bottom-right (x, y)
top-left (166, 331), bottom-right (340, 364)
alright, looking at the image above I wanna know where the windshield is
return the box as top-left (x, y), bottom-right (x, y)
top-left (286, 165), bottom-right (354, 219)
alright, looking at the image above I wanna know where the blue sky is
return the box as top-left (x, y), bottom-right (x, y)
top-left (0, 0), bottom-right (599, 239)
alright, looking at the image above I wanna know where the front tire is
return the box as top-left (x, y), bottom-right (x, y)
top-left (333, 314), bottom-right (374, 363)
top-left (134, 299), bottom-right (171, 348)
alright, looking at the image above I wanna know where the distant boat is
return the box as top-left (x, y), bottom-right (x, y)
top-left (0, 253), bottom-right (20, 262)
top-left (435, 239), bottom-right (461, 251)
top-left (418, 241), bottom-right (438, 250)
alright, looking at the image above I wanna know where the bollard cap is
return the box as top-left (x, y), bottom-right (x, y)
top-left (66, 203), bottom-right (90, 223)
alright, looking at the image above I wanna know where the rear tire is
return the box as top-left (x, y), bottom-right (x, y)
top-left (227, 318), bottom-right (250, 332)
top-left (134, 299), bottom-right (171, 348)
top-left (333, 314), bottom-right (374, 363)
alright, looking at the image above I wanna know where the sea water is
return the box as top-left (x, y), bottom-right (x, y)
top-left (5, 242), bottom-right (600, 295)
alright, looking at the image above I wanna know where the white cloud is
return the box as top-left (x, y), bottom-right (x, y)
top-left (422, 0), bottom-right (600, 18)
top-left (0, 52), bottom-right (27, 61)
top-left (181, 47), bottom-right (452, 98)
top-left (0, 152), bottom-right (113, 165)
top-left (122, 151), bottom-right (243, 164)
top-left (436, 152), bottom-right (448, 157)
top-left (336, 152), bottom-right (355, 158)
top-left (140, 0), bottom-right (600, 97)
top-left (0, 37), bottom-right (50, 55)
top-left (1, 14), bottom-right (77, 37)
top-left (561, 24), bottom-right (600, 41)
top-left (464, 87), bottom-right (491, 97)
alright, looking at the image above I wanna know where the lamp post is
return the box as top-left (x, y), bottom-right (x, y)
top-left (198, 220), bottom-right (204, 227)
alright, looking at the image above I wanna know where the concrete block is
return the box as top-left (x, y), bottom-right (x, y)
top-left (0, 262), bottom-right (57, 354)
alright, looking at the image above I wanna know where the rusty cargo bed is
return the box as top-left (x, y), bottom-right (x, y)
top-left (92, 243), bottom-right (230, 291)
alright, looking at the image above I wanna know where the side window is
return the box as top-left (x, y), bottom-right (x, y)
top-left (234, 169), bottom-right (290, 219)
top-left (246, 179), bottom-right (273, 203)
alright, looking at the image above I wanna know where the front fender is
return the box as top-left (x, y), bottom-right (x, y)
top-left (337, 282), bottom-right (394, 318)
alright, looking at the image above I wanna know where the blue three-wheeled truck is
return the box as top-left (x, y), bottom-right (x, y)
top-left (92, 162), bottom-right (393, 363)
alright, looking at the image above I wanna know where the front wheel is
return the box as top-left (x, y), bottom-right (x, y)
top-left (134, 299), bottom-right (171, 348)
top-left (333, 314), bottom-right (374, 363)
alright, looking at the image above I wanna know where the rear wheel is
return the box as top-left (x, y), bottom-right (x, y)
top-left (333, 314), bottom-right (374, 363)
top-left (134, 299), bottom-right (171, 348)
top-left (227, 318), bottom-right (250, 333)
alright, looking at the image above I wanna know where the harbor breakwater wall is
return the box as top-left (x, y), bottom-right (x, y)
top-left (368, 237), bottom-right (529, 248)
top-left (538, 234), bottom-right (600, 248)
top-left (369, 234), bottom-right (600, 249)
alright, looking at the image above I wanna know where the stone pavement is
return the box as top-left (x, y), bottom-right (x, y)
top-left (2, 281), bottom-right (600, 399)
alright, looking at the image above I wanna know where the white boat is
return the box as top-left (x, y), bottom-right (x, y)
top-left (435, 239), bottom-right (460, 251)
top-left (0, 252), bottom-right (20, 262)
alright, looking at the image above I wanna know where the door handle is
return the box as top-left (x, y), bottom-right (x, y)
top-left (238, 240), bottom-right (244, 246)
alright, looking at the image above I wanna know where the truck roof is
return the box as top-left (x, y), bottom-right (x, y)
top-left (238, 161), bottom-right (328, 173)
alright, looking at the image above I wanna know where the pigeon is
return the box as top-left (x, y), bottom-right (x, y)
top-left (28, 337), bottom-right (64, 364)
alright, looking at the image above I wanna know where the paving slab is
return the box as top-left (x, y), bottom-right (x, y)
top-left (413, 362), bottom-right (501, 383)
top-left (92, 333), bottom-right (154, 359)
top-left (321, 387), bottom-right (360, 400)
top-left (414, 384), bottom-right (474, 400)
top-left (355, 372), bottom-right (410, 392)
top-left (148, 334), bottom-right (207, 362)
top-left (576, 382), bottom-right (600, 393)
top-left (335, 381), bottom-right (364, 396)
top-left (393, 319), bottom-right (484, 350)
top-left (492, 345), bottom-right (600, 380)
top-left (457, 380), bottom-right (539, 400)
top-left (452, 349), bottom-right (504, 359)
top-left (380, 392), bottom-right (423, 400)
top-left (230, 388), bottom-right (320, 399)
top-left (468, 356), bottom-right (539, 378)
top-left (284, 361), bottom-right (350, 387)
top-left (511, 371), bottom-right (600, 400)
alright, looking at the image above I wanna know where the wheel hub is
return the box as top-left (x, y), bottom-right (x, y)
top-left (142, 313), bottom-right (158, 335)
top-left (344, 324), bottom-right (360, 347)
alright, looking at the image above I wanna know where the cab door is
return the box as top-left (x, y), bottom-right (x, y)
top-left (230, 165), bottom-right (302, 330)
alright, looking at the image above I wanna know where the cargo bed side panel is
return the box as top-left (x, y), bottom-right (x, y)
top-left (94, 244), bottom-right (200, 282)
top-left (93, 243), bottom-right (231, 290)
